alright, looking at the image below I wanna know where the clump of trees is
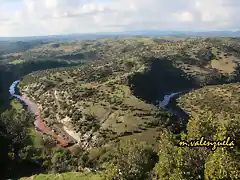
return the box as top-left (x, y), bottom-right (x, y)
top-left (103, 140), bottom-right (158, 180)
top-left (1, 105), bottom-right (240, 180)
top-left (153, 113), bottom-right (240, 180)
top-left (0, 109), bottom-right (92, 179)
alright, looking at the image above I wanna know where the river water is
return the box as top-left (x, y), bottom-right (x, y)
top-left (9, 80), bottom-right (70, 147)
top-left (157, 92), bottom-right (181, 108)
top-left (9, 80), bottom-right (39, 117)
top-left (9, 80), bottom-right (20, 97)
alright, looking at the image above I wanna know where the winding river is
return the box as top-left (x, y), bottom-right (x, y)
top-left (9, 80), bottom-right (70, 147)
top-left (9, 80), bottom-right (183, 149)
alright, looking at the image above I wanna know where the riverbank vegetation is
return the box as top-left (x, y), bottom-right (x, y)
top-left (1, 37), bottom-right (240, 179)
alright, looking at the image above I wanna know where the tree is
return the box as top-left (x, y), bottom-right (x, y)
top-left (204, 120), bottom-right (240, 180)
top-left (50, 148), bottom-right (74, 173)
top-left (102, 163), bottom-right (119, 180)
top-left (112, 140), bottom-right (158, 180)
top-left (205, 148), bottom-right (240, 180)
top-left (154, 129), bottom-right (206, 180)
top-left (0, 110), bottom-right (36, 179)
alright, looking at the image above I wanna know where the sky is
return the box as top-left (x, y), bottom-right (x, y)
top-left (0, 0), bottom-right (240, 37)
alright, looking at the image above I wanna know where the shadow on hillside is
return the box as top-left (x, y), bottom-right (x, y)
top-left (128, 57), bottom-right (240, 134)
top-left (128, 57), bottom-right (200, 104)
top-left (127, 57), bottom-right (200, 133)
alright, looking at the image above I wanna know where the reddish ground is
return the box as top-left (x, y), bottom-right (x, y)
top-left (36, 114), bottom-right (69, 147)
top-left (21, 94), bottom-right (71, 149)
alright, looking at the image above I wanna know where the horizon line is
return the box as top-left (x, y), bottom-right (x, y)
top-left (0, 29), bottom-right (240, 38)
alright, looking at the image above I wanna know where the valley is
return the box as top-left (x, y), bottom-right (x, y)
top-left (9, 78), bottom-right (183, 150)
top-left (0, 37), bottom-right (240, 179)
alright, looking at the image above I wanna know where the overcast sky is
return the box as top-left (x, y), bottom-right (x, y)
top-left (0, 0), bottom-right (239, 37)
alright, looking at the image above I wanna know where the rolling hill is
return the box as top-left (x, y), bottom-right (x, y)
top-left (0, 37), bottom-right (240, 179)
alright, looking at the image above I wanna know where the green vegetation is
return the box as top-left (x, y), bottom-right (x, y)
top-left (9, 59), bottom-right (25, 65)
top-left (10, 99), bottom-right (23, 112)
top-left (16, 37), bottom-right (240, 151)
top-left (20, 172), bottom-right (103, 180)
top-left (28, 129), bottom-right (44, 149)
top-left (1, 37), bottom-right (240, 179)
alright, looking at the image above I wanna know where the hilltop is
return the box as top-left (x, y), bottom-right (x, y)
top-left (1, 30), bottom-right (240, 42)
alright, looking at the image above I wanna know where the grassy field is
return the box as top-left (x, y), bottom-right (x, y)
top-left (210, 56), bottom-right (237, 74)
top-left (137, 37), bottom-right (154, 44)
top-left (20, 172), bottom-right (103, 180)
top-left (10, 99), bottom-right (23, 111)
top-left (9, 59), bottom-right (25, 65)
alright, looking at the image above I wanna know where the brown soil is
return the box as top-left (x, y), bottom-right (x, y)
top-left (21, 94), bottom-right (72, 149)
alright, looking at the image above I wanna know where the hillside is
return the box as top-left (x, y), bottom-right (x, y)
top-left (178, 83), bottom-right (240, 117)
top-left (177, 83), bottom-right (240, 145)
top-left (18, 37), bottom-right (240, 148)
top-left (1, 37), bottom-right (240, 179)
top-left (0, 40), bottom-right (97, 112)
top-left (16, 83), bottom-right (240, 180)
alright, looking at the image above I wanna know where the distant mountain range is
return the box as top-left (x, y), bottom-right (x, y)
top-left (1, 30), bottom-right (240, 42)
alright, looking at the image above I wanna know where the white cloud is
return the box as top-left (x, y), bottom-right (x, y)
top-left (45, 0), bottom-right (58, 9)
top-left (0, 0), bottom-right (239, 36)
top-left (173, 12), bottom-right (194, 22)
top-left (23, 0), bottom-right (36, 13)
top-left (194, 0), bottom-right (240, 29)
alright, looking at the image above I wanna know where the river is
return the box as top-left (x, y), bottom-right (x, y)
top-left (9, 80), bottom-right (70, 147)
top-left (157, 92), bottom-right (181, 108)
top-left (9, 80), bottom-right (184, 148)
top-left (10, 80), bottom-right (181, 111)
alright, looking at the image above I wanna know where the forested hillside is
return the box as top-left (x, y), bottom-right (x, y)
top-left (0, 40), bottom-right (93, 112)
top-left (0, 37), bottom-right (240, 179)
